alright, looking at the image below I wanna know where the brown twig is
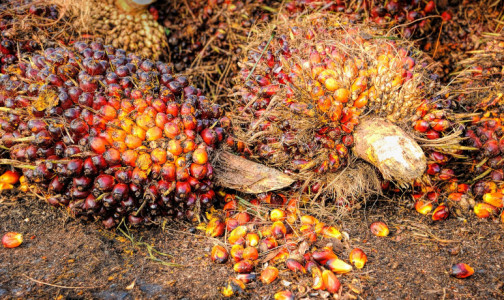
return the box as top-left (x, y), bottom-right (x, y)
top-left (22, 274), bottom-right (102, 289)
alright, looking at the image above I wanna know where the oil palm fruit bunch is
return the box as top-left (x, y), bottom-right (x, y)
top-left (205, 192), bottom-right (360, 298)
top-left (445, 34), bottom-right (504, 221)
top-left (227, 13), bottom-right (462, 204)
top-left (0, 40), bottom-right (228, 227)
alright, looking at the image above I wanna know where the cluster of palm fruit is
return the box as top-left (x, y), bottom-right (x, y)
top-left (448, 36), bottom-right (504, 222)
top-left (228, 14), bottom-right (460, 203)
top-left (205, 192), bottom-right (368, 298)
top-left (87, 0), bottom-right (167, 59)
top-left (0, 40), bottom-right (227, 227)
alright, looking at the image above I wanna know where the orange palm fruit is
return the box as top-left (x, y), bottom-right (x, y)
top-left (349, 248), bottom-right (367, 269)
top-left (235, 212), bottom-right (251, 225)
top-left (415, 200), bottom-right (434, 215)
top-left (311, 265), bottom-right (324, 290)
top-left (245, 233), bottom-right (260, 247)
top-left (230, 244), bottom-right (245, 262)
top-left (370, 221), bottom-right (389, 237)
top-left (2, 232), bottom-right (23, 248)
top-left (242, 247), bottom-right (259, 261)
top-left (0, 170), bottom-right (20, 184)
top-left (233, 259), bottom-right (254, 273)
top-left (300, 215), bottom-right (318, 225)
top-left (271, 248), bottom-right (290, 264)
top-left (270, 209), bottom-right (286, 222)
top-left (451, 263), bottom-right (474, 278)
top-left (260, 266), bottom-right (279, 284)
top-left (321, 226), bottom-right (342, 240)
top-left (325, 258), bottom-right (353, 274)
top-left (312, 247), bottom-right (338, 265)
top-left (221, 278), bottom-right (246, 297)
top-left (228, 226), bottom-right (247, 245)
top-left (271, 221), bottom-right (287, 238)
top-left (322, 270), bottom-right (341, 293)
top-left (274, 291), bottom-right (294, 300)
top-left (474, 202), bottom-right (497, 218)
top-left (206, 218), bottom-right (225, 237)
top-left (482, 192), bottom-right (503, 208)
top-left (211, 245), bottom-right (229, 264)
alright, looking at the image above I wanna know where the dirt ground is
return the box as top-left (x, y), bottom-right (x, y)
top-left (1, 194), bottom-right (503, 300)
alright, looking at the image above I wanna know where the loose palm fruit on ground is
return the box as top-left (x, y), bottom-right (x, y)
top-left (2, 232), bottom-right (23, 248)
top-left (274, 290), bottom-right (295, 300)
top-left (322, 270), bottom-right (341, 293)
top-left (451, 263), bottom-right (474, 279)
top-left (432, 204), bottom-right (449, 221)
top-left (211, 245), bottom-right (229, 263)
top-left (370, 222), bottom-right (389, 237)
top-left (229, 13), bottom-right (460, 204)
top-left (260, 266), bottom-right (279, 284)
top-left (349, 248), bottom-right (367, 269)
top-left (0, 41), bottom-right (226, 227)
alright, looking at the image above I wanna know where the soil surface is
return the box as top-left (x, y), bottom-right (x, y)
top-left (1, 195), bottom-right (503, 299)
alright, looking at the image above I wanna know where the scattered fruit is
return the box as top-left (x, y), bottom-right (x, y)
top-left (2, 232), bottom-right (23, 248)
top-left (349, 248), bottom-right (367, 269)
top-left (370, 222), bottom-right (390, 237)
top-left (451, 263), bottom-right (474, 279)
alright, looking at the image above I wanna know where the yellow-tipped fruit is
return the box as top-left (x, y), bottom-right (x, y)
top-left (325, 258), bottom-right (353, 274)
top-left (2, 232), bottom-right (23, 248)
top-left (322, 270), bottom-right (341, 293)
top-left (415, 200), bottom-right (433, 215)
top-left (482, 192), bottom-right (504, 208)
top-left (349, 248), bottom-right (367, 269)
top-left (260, 266), bottom-right (279, 284)
top-left (274, 290), bottom-right (295, 300)
top-left (211, 245), bottom-right (229, 264)
top-left (473, 202), bottom-right (497, 218)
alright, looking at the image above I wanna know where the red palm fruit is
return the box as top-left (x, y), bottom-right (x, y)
top-left (447, 193), bottom-right (463, 202)
top-left (226, 218), bottom-right (240, 232)
top-left (99, 105), bottom-right (117, 121)
top-left (103, 148), bottom-right (121, 165)
top-left (234, 259), bottom-right (254, 273)
top-left (230, 244), bottom-right (245, 262)
top-left (482, 192), bottom-right (504, 208)
top-left (451, 263), bottom-right (474, 279)
top-left (500, 211), bottom-right (504, 224)
top-left (311, 266), bottom-right (324, 290)
top-left (189, 163), bottom-right (207, 180)
top-left (245, 233), bottom-right (260, 247)
top-left (73, 176), bottom-right (92, 191)
top-left (125, 135), bottom-right (143, 149)
top-left (322, 270), bottom-right (341, 294)
top-left (425, 129), bottom-right (440, 140)
top-left (182, 140), bottom-right (196, 153)
top-left (151, 148), bottom-right (167, 164)
top-left (432, 205), bottom-right (449, 221)
top-left (235, 212), bottom-right (251, 225)
top-left (0, 170), bottom-right (20, 184)
top-left (271, 221), bottom-right (287, 238)
top-left (95, 174), bottom-right (115, 191)
top-left (89, 136), bottom-right (108, 154)
top-left (111, 183), bottom-right (129, 201)
top-left (270, 209), bottom-right (286, 222)
top-left (370, 221), bottom-right (389, 236)
top-left (175, 181), bottom-right (191, 198)
top-left (474, 203), bottom-right (497, 218)
top-left (160, 163), bottom-right (176, 181)
top-left (312, 248), bottom-right (338, 265)
top-left (206, 218), bottom-right (225, 237)
top-left (201, 128), bottom-right (217, 145)
top-left (259, 237), bottom-right (278, 252)
top-left (228, 226), bottom-right (247, 245)
top-left (415, 200), bottom-right (434, 215)
top-left (2, 232), bottom-right (23, 248)
top-left (260, 266), bottom-right (279, 284)
top-left (236, 273), bottom-right (256, 284)
top-left (242, 247), bottom-right (259, 261)
top-left (286, 259), bottom-right (306, 273)
top-left (349, 248), bottom-right (367, 269)
top-left (163, 122), bottom-right (180, 139)
top-left (121, 150), bottom-right (138, 167)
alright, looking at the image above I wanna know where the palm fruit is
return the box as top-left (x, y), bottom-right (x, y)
top-left (0, 41), bottom-right (226, 227)
top-left (228, 13), bottom-right (459, 203)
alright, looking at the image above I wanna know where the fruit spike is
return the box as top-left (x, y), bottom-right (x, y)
top-left (0, 41), bottom-right (226, 227)
top-left (231, 13), bottom-right (458, 202)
